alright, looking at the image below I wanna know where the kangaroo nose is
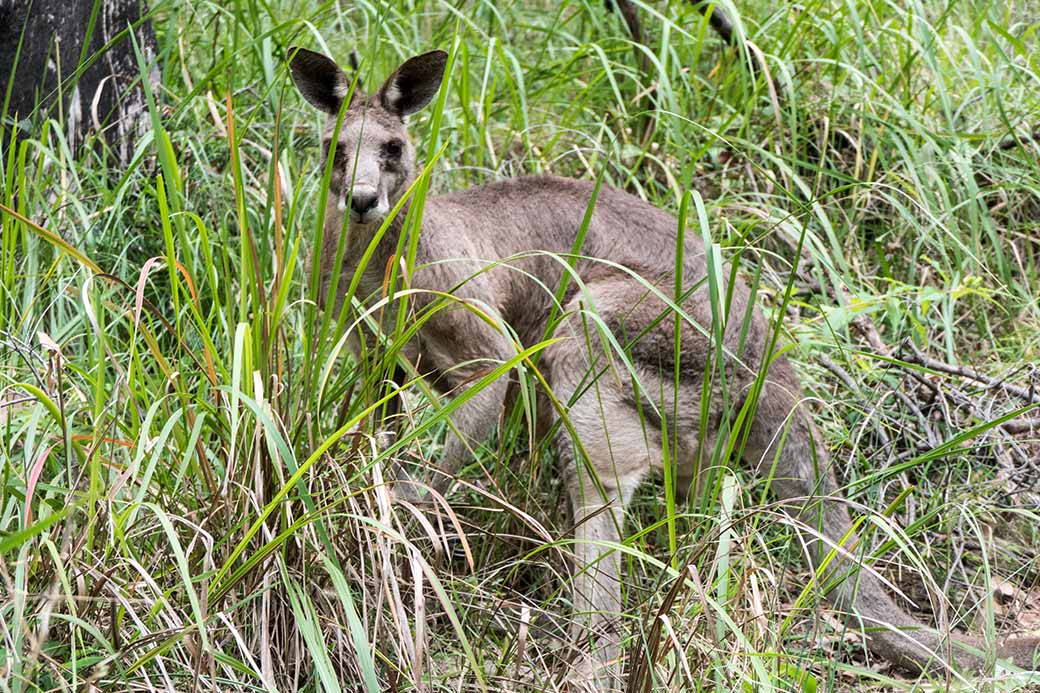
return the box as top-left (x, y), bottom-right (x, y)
top-left (350, 190), bottom-right (378, 216)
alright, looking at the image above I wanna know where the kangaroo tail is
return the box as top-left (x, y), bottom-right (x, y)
top-left (743, 356), bottom-right (1040, 674)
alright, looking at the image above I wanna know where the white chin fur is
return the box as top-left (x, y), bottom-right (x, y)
top-left (337, 197), bottom-right (347, 212)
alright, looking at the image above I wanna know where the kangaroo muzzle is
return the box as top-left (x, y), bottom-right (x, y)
top-left (340, 183), bottom-right (388, 224)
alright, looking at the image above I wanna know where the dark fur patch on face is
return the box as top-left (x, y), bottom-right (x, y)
top-left (381, 139), bottom-right (404, 162)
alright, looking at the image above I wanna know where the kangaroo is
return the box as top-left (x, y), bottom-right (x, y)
top-left (287, 47), bottom-right (1040, 685)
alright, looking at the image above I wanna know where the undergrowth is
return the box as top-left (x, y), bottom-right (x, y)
top-left (1, 0), bottom-right (1039, 691)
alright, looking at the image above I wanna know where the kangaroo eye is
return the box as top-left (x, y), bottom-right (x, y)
top-left (382, 140), bottom-right (403, 160)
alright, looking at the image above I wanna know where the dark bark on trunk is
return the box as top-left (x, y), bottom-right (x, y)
top-left (0, 0), bottom-right (157, 164)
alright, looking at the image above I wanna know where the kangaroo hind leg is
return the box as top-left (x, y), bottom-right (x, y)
top-left (543, 270), bottom-right (710, 688)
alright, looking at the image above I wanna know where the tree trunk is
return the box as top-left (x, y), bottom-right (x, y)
top-left (0, 0), bottom-right (158, 164)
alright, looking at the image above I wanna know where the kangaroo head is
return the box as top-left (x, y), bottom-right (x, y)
top-left (287, 47), bottom-right (447, 225)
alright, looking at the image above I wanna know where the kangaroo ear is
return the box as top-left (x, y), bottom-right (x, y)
top-left (287, 47), bottom-right (351, 114)
top-left (377, 50), bottom-right (448, 118)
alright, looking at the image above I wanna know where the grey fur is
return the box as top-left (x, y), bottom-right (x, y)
top-left (288, 49), bottom-right (1040, 686)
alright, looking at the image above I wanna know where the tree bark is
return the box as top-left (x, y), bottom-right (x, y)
top-left (0, 0), bottom-right (158, 164)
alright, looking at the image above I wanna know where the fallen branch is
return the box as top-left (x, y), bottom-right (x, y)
top-left (997, 127), bottom-right (1040, 152)
top-left (901, 342), bottom-right (1040, 406)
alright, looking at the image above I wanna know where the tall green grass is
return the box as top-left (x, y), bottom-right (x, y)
top-left (2, 0), bottom-right (1039, 690)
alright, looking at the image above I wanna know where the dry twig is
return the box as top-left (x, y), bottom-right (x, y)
top-left (901, 342), bottom-right (1040, 406)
